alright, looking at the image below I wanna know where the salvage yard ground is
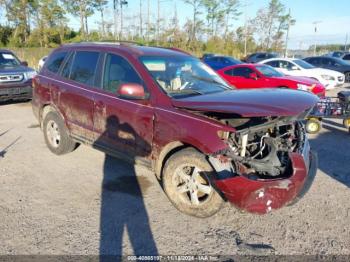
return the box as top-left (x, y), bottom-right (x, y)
top-left (0, 88), bottom-right (349, 256)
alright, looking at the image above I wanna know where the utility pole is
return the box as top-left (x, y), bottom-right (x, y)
top-left (147, 0), bottom-right (150, 42)
top-left (157, 0), bottom-right (160, 45)
top-left (113, 0), bottom-right (119, 40)
top-left (139, 0), bottom-right (143, 37)
top-left (313, 21), bottom-right (322, 56)
top-left (284, 8), bottom-right (291, 58)
top-left (345, 33), bottom-right (348, 51)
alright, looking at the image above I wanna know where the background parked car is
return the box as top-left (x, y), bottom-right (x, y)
top-left (244, 52), bottom-right (279, 63)
top-left (217, 63), bottom-right (325, 96)
top-left (303, 56), bottom-right (350, 83)
top-left (203, 55), bottom-right (242, 70)
top-left (201, 53), bottom-right (216, 60)
top-left (324, 51), bottom-right (349, 58)
top-left (0, 49), bottom-right (36, 102)
top-left (259, 57), bottom-right (345, 90)
top-left (38, 56), bottom-right (48, 71)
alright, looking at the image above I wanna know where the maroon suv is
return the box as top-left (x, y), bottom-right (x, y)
top-left (32, 43), bottom-right (318, 217)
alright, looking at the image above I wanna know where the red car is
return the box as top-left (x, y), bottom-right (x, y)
top-left (217, 64), bottom-right (326, 97)
top-left (32, 43), bottom-right (318, 217)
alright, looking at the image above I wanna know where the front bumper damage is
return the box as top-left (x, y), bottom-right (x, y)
top-left (209, 132), bottom-right (318, 214)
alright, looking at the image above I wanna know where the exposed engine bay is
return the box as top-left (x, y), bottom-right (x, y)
top-left (208, 114), bottom-right (308, 179)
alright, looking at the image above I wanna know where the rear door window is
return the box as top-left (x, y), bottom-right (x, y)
top-left (69, 51), bottom-right (100, 86)
top-left (46, 51), bottom-right (67, 73)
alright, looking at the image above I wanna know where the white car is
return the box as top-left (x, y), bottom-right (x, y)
top-left (38, 56), bottom-right (48, 71)
top-left (259, 58), bottom-right (345, 90)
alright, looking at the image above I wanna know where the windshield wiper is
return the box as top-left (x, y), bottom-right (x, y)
top-left (191, 75), bottom-right (230, 89)
top-left (169, 89), bottom-right (204, 97)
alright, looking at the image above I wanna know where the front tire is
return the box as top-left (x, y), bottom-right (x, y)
top-left (162, 148), bottom-right (224, 218)
top-left (43, 111), bottom-right (77, 155)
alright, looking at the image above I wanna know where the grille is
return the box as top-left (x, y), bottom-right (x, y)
top-left (0, 74), bottom-right (24, 83)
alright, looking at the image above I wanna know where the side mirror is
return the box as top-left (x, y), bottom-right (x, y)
top-left (248, 72), bottom-right (258, 80)
top-left (117, 83), bottom-right (148, 100)
top-left (290, 65), bottom-right (298, 70)
top-left (21, 61), bottom-right (28, 67)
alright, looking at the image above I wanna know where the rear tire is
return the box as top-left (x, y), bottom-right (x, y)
top-left (305, 118), bottom-right (321, 134)
top-left (43, 111), bottom-right (77, 155)
top-left (162, 148), bottom-right (224, 218)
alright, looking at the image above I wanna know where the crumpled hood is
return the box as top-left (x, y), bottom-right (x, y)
top-left (0, 65), bottom-right (35, 74)
top-left (172, 89), bottom-right (319, 117)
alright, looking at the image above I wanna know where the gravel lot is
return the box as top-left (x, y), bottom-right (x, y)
top-left (0, 88), bottom-right (349, 257)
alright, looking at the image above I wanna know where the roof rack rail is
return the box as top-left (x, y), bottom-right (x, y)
top-left (65, 40), bottom-right (144, 46)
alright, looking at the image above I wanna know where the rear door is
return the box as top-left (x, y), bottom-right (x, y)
top-left (56, 50), bottom-right (101, 142)
top-left (92, 52), bottom-right (154, 162)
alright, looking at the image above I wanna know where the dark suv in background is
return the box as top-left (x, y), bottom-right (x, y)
top-left (32, 42), bottom-right (318, 217)
top-left (0, 49), bottom-right (36, 102)
top-left (244, 52), bottom-right (279, 63)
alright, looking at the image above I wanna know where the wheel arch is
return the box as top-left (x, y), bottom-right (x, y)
top-left (39, 104), bottom-right (67, 131)
top-left (154, 141), bottom-right (203, 180)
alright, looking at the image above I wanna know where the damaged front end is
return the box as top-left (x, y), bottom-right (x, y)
top-left (207, 112), bottom-right (317, 214)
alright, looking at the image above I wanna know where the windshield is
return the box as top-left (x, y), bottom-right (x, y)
top-left (227, 57), bottom-right (242, 65)
top-left (293, 59), bottom-right (315, 69)
top-left (335, 58), bottom-right (350, 66)
top-left (0, 52), bottom-right (21, 67)
top-left (255, 65), bottom-right (284, 77)
top-left (140, 56), bottom-right (232, 98)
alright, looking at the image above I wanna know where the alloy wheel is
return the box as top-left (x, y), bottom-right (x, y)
top-left (46, 120), bottom-right (61, 148)
top-left (172, 164), bottom-right (212, 205)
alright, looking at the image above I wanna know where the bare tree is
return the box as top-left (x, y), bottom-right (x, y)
top-left (182, 0), bottom-right (202, 41)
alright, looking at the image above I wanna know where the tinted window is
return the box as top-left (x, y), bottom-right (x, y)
top-left (61, 53), bottom-right (73, 79)
top-left (224, 69), bottom-right (234, 76)
top-left (279, 60), bottom-right (294, 70)
top-left (46, 52), bottom-right (67, 73)
top-left (294, 59), bottom-right (315, 69)
top-left (256, 54), bottom-right (266, 58)
top-left (307, 58), bottom-right (320, 65)
top-left (231, 67), bottom-right (255, 77)
top-left (265, 61), bottom-right (279, 67)
top-left (70, 51), bottom-right (99, 86)
top-left (343, 54), bottom-right (350, 60)
top-left (256, 65), bottom-right (284, 77)
top-left (103, 54), bottom-right (142, 93)
top-left (322, 58), bottom-right (340, 66)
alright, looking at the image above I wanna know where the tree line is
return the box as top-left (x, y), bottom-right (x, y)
top-left (0, 0), bottom-right (294, 58)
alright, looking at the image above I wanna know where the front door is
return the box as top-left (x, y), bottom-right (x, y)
top-left (93, 53), bottom-right (154, 163)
